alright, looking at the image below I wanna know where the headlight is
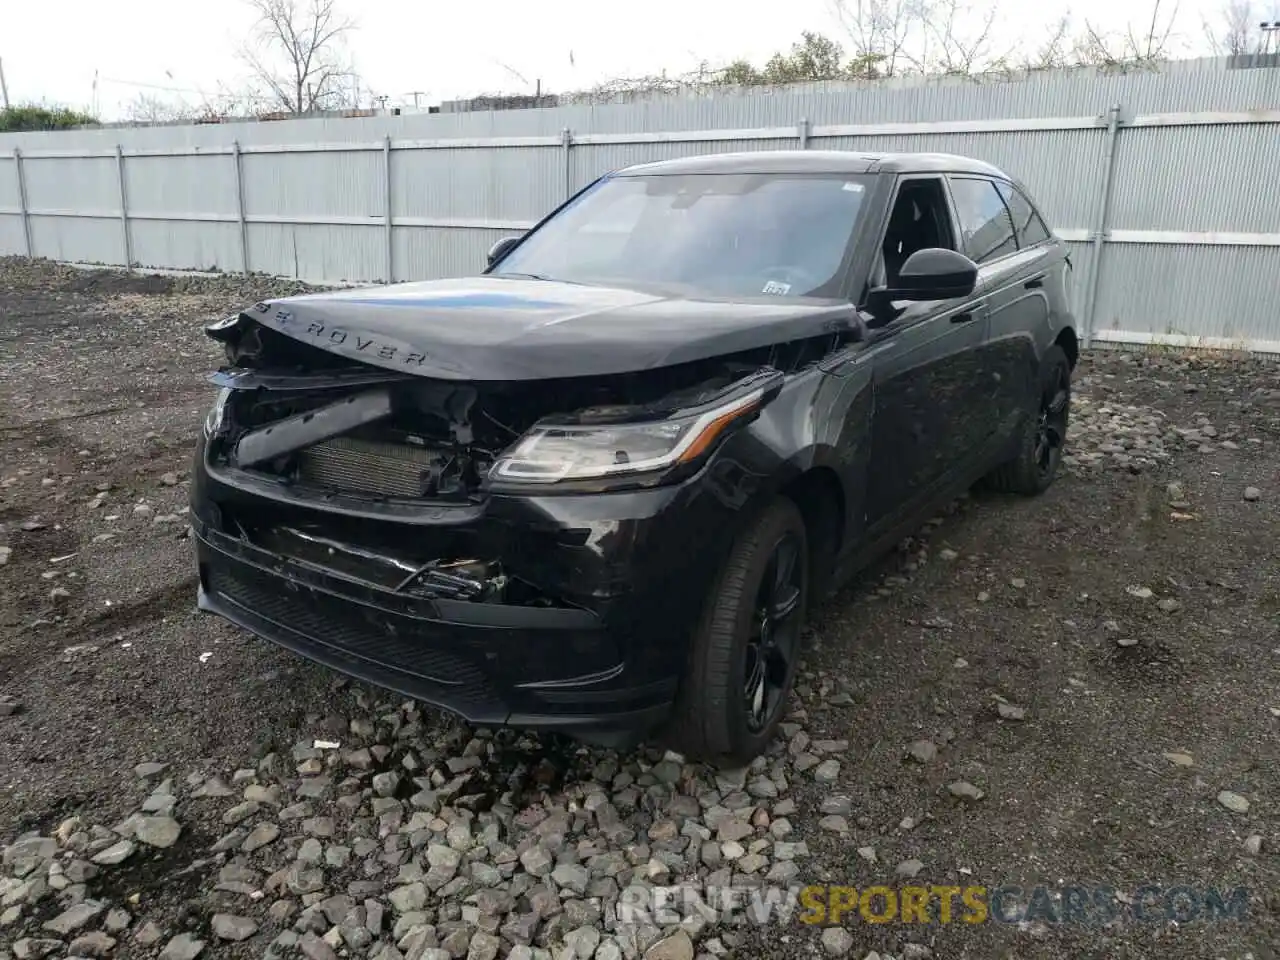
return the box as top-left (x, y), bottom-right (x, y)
top-left (203, 388), bottom-right (231, 436)
top-left (490, 388), bottom-right (767, 484)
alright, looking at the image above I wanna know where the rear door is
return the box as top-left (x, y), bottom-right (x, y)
top-left (860, 175), bottom-right (994, 534)
top-left (947, 176), bottom-right (1053, 447)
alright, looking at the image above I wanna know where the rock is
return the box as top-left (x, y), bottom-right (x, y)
top-left (43, 900), bottom-right (105, 935)
top-left (134, 921), bottom-right (164, 946)
top-left (13, 940), bottom-right (62, 959)
top-left (907, 740), bottom-right (937, 763)
top-left (1244, 835), bottom-right (1264, 855)
top-left (67, 931), bottom-right (118, 957)
top-left (552, 862), bottom-right (590, 895)
top-left (0, 546), bottom-right (10, 565)
top-left (813, 759), bottom-right (840, 784)
top-left (947, 781), bottom-right (985, 802)
top-left (996, 702), bottom-right (1026, 721)
top-left (1163, 752), bottom-right (1194, 767)
top-left (856, 846), bottom-right (876, 863)
top-left (1125, 585), bottom-right (1154, 599)
top-left (300, 932), bottom-right (340, 960)
top-left (0, 694), bottom-right (22, 717)
top-left (1243, 486), bottom-right (1261, 502)
top-left (1217, 791), bottom-right (1250, 814)
top-left (373, 771), bottom-right (401, 797)
top-left (389, 883), bottom-right (428, 913)
top-left (644, 930), bottom-right (694, 960)
top-left (242, 822), bottom-right (281, 851)
top-left (212, 913), bottom-right (258, 941)
top-left (819, 815), bottom-right (849, 834)
top-left (562, 927), bottom-right (600, 960)
top-left (135, 761), bottom-right (169, 777)
top-left (716, 818), bottom-right (753, 843)
top-left (820, 927), bottom-right (854, 956)
top-left (896, 858), bottom-right (924, 878)
top-left (135, 815), bottom-right (182, 848)
top-left (519, 845), bottom-right (553, 876)
top-left (192, 776), bottom-right (234, 798)
top-left (901, 946), bottom-right (933, 959)
top-left (159, 933), bottom-right (206, 960)
top-left (1157, 598), bottom-right (1181, 613)
top-left (160, 472), bottom-right (180, 486)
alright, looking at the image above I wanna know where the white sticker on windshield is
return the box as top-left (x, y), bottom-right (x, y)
top-left (842, 181), bottom-right (864, 192)
top-left (762, 280), bottom-right (792, 295)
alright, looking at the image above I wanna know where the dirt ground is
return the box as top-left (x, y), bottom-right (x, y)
top-left (0, 257), bottom-right (1277, 960)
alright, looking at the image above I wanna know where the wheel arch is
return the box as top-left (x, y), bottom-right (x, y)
top-left (778, 464), bottom-right (846, 599)
top-left (1054, 325), bottom-right (1079, 369)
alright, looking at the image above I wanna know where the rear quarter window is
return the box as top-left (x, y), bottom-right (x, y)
top-left (996, 181), bottom-right (1052, 247)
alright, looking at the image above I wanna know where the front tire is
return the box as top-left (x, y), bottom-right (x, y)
top-left (667, 497), bottom-right (808, 765)
top-left (985, 344), bottom-right (1071, 496)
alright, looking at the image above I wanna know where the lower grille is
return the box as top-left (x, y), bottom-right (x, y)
top-left (295, 436), bottom-right (442, 498)
top-left (207, 565), bottom-right (487, 689)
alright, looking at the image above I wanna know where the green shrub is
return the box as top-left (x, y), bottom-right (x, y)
top-left (0, 104), bottom-right (100, 132)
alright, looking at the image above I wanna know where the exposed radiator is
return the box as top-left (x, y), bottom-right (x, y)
top-left (295, 436), bottom-right (444, 498)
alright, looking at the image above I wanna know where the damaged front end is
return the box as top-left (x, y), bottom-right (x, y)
top-left (198, 310), bottom-right (785, 610)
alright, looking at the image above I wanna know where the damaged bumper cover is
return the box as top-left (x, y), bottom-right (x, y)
top-left (190, 436), bottom-right (740, 735)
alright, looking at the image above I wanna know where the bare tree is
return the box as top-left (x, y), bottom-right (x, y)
top-left (914, 0), bottom-right (1006, 75)
top-left (1203, 0), bottom-right (1263, 55)
top-left (124, 93), bottom-right (200, 124)
top-left (1070, 0), bottom-right (1184, 68)
top-left (829, 0), bottom-right (923, 78)
top-left (240, 0), bottom-right (361, 114)
top-left (1019, 14), bottom-right (1077, 71)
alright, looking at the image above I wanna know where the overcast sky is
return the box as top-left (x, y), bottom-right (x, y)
top-left (2, 0), bottom-right (1249, 119)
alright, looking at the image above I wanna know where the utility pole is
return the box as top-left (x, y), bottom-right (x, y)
top-left (0, 57), bottom-right (10, 109)
top-left (407, 91), bottom-right (427, 109)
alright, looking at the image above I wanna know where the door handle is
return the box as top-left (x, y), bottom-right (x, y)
top-left (1024, 276), bottom-right (1044, 290)
top-left (951, 311), bottom-right (977, 323)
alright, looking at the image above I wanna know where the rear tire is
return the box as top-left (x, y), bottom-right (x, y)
top-left (985, 345), bottom-right (1071, 496)
top-left (666, 497), bottom-right (808, 766)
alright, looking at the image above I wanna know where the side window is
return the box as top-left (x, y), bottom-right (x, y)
top-left (996, 181), bottom-right (1051, 247)
top-left (948, 177), bottom-right (1018, 264)
top-left (875, 177), bottom-right (956, 289)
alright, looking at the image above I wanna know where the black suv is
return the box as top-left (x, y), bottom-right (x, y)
top-left (191, 150), bottom-right (1077, 763)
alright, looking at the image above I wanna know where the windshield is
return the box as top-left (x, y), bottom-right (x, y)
top-left (491, 172), bottom-right (873, 299)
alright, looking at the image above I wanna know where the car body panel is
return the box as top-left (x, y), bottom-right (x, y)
top-left (239, 277), bottom-right (857, 381)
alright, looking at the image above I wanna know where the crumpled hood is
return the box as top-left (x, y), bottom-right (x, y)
top-left (243, 276), bottom-right (853, 381)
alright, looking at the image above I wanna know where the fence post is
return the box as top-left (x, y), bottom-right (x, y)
top-left (12, 147), bottom-right (32, 258)
top-left (561, 128), bottom-right (573, 201)
top-left (114, 144), bottom-right (132, 272)
top-left (233, 140), bottom-right (249, 274)
top-left (383, 135), bottom-right (394, 283)
top-left (797, 118), bottom-right (811, 149)
top-left (1081, 104), bottom-right (1122, 349)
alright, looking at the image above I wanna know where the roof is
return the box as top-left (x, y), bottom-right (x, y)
top-left (615, 150), bottom-right (1009, 179)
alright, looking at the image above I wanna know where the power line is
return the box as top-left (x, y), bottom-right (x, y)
top-left (97, 75), bottom-right (208, 96)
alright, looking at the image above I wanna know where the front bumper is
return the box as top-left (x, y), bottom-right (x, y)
top-left (190, 438), bottom-right (742, 736)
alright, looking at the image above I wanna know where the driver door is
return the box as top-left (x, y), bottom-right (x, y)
top-left (862, 175), bottom-right (994, 535)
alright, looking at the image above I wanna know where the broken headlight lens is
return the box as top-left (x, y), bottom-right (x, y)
top-left (203, 388), bottom-right (232, 437)
top-left (491, 389), bottom-right (764, 483)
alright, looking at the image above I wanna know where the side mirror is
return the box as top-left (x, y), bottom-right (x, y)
top-left (486, 236), bottom-right (522, 268)
top-left (885, 247), bottom-right (978, 301)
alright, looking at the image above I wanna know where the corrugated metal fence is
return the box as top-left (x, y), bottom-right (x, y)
top-left (2, 57), bottom-right (1278, 350)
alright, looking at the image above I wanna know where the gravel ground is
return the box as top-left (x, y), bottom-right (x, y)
top-left (1, 257), bottom-right (1277, 960)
